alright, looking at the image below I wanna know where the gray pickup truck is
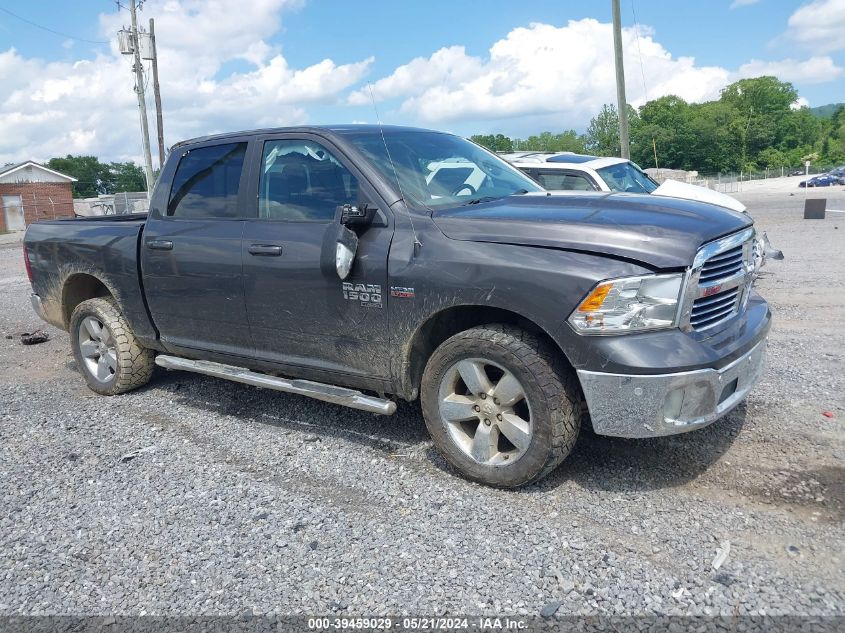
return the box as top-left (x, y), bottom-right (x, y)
top-left (24, 125), bottom-right (770, 487)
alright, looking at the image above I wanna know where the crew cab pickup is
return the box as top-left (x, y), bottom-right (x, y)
top-left (24, 126), bottom-right (770, 487)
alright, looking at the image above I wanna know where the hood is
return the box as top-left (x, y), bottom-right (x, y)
top-left (652, 179), bottom-right (747, 213)
top-left (431, 192), bottom-right (752, 269)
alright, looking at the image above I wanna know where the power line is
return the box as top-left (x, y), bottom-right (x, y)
top-left (0, 6), bottom-right (108, 44)
top-left (629, 0), bottom-right (649, 102)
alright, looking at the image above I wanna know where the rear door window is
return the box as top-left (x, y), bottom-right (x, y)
top-left (167, 142), bottom-right (248, 218)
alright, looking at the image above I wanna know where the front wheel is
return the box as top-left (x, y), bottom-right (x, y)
top-left (69, 298), bottom-right (155, 395)
top-left (421, 324), bottom-right (583, 487)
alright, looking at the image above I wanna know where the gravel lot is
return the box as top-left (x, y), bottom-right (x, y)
top-left (1, 181), bottom-right (843, 618)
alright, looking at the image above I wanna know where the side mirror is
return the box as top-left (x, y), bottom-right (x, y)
top-left (325, 203), bottom-right (383, 280)
top-left (338, 203), bottom-right (376, 227)
top-left (334, 226), bottom-right (359, 280)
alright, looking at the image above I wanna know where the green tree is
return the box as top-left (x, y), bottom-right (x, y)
top-left (107, 162), bottom-right (147, 192)
top-left (470, 75), bottom-right (829, 173)
top-left (821, 105), bottom-right (845, 163)
top-left (720, 76), bottom-right (798, 116)
top-left (46, 155), bottom-right (147, 197)
top-left (778, 108), bottom-right (820, 154)
top-left (585, 104), bottom-right (620, 156)
top-left (469, 134), bottom-right (514, 152)
top-left (47, 155), bottom-right (109, 198)
top-left (517, 130), bottom-right (586, 153)
top-left (758, 148), bottom-right (786, 168)
top-left (720, 77), bottom-right (799, 170)
top-left (585, 103), bottom-right (639, 157)
top-left (630, 95), bottom-right (693, 169)
top-left (686, 101), bottom-right (738, 172)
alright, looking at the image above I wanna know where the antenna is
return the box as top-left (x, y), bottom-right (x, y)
top-left (631, 0), bottom-right (659, 170)
top-left (367, 84), bottom-right (421, 250)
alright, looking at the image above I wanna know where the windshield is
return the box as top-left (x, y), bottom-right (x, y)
top-left (596, 161), bottom-right (659, 194)
top-left (346, 130), bottom-right (542, 209)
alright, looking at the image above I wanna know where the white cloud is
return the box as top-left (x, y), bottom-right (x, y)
top-left (0, 0), bottom-right (372, 164)
top-left (791, 96), bottom-right (810, 109)
top-left (353, 20), bottom-right (731, 125)
top-left (730, 0), bottom-right (760, 8)
top-left (2, 4), bottom-right (841, 164)
top-left (785, 0), bottom-right (845, 53)
top-left (737, 56), bottom-right (844, 83)
top-left (353, 18), bottom-right (842, 129)
top-left (349, 46), bottom-right (483, 105)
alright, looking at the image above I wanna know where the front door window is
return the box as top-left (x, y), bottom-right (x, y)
top-left (259, 140), bottom-right (360, 222)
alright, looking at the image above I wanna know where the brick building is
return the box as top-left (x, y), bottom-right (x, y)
top-left (0, 161), bottom-right (77, 233)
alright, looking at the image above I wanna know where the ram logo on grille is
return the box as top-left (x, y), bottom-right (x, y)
top-left (684, 229), bottom-right (755, 332)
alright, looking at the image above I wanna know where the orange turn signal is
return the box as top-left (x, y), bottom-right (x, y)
top-left (577, 282), bottom-right (612, 312)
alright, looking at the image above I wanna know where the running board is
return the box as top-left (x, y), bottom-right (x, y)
top-left (154, 355), bottom-right (396, 415)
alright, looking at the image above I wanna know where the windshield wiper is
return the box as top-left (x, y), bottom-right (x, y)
top-left (461, 190), bottom-right (530, 206)
top-left (462, 196), bottom-right (501, 206)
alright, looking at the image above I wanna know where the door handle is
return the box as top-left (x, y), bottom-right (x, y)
top-left (248, 244), bottom-right (283, 256)
top-left (146, 239), bottom-right (173, 251)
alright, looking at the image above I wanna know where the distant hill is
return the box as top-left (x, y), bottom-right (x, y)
top-left (809, 103), bottom-right (843, 118)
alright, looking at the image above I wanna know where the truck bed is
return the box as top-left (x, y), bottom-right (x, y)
top-left (23, 215), bottom-right (158, 344)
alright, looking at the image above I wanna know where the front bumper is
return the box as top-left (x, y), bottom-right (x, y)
top-left (577, 337), bottom-right (767, 438)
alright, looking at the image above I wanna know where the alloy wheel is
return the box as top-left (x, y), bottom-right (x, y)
top-left (77, 316), bottom-right (117, 384)
top-left (437, 357), bottom-right (533, 466)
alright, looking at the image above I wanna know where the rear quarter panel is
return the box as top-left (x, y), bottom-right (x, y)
top-left (24, 218), bottom-right (158, 344)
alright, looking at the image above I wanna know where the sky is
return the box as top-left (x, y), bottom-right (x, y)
top-left (0, 0), bottom-right (843, 165)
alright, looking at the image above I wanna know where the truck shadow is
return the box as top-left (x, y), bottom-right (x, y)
top-left (152, 370), bottom-right (432, 448)
top-left (532, 406), bottom-right (747, 493)
top-left (151, 369), bottom-right (745, 493)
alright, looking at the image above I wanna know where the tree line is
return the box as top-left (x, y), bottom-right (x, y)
top-left (471, 77), bottom-right (845, 174)
top-left (46, 156), bottom-right (147, 198)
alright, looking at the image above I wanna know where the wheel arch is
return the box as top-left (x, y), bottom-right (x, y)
top-left (399, 304), bottom-right (575, 400)
top-left (61, 273), bottom-right (115, 329)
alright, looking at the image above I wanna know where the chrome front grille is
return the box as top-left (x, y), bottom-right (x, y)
top-left (681, 227), bottom-right (755, 332)
top-left (690, 287), bottom-right (741, 329)
top-left (698, 245), bottom-right (744, 283)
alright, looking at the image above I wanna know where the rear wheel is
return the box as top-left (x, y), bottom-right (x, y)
top-left (421, 324), bottom-right (582, 487)
top-left (69, 298), bottom-right (154, 395)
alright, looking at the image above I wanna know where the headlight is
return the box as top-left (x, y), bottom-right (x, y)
top-left (568, 273), bottom-right (684, 334)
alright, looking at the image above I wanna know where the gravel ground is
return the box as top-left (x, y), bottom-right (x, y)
top-left (1, 184), bottom-right (844, 618)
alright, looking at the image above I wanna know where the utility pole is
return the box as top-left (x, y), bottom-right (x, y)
top-left (611, 0), bottom-right (630, 159)
top-left (129, 0), bottom-right (155, 194)
top-left (149, 18), bottom-right (165, 169)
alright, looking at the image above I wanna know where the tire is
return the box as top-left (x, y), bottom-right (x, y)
top-left (69, 297), bottom-right (155, 396)
top-left (420, 324), bottom-right (582, 488)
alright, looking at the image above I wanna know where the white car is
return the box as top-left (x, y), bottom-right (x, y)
top-left (502, 152), bottom-right (747, 214)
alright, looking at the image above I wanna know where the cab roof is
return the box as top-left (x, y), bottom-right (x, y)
top-left (172, 124), bottom-right (442, 149)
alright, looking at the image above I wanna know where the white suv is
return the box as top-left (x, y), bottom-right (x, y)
top-left (502, 152), bottom-right (747, 214)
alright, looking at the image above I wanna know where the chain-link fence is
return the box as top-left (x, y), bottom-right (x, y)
top-left (646, 169), bottom-right (742, 193)
top-left (1, 191), bottom-right (150, 233)
top-left (2, 194), bottom-right (78, 230)
top-left (73, 192), bottom-right (150, 217)
top-left (648, 164), bottom-right (843, 194)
